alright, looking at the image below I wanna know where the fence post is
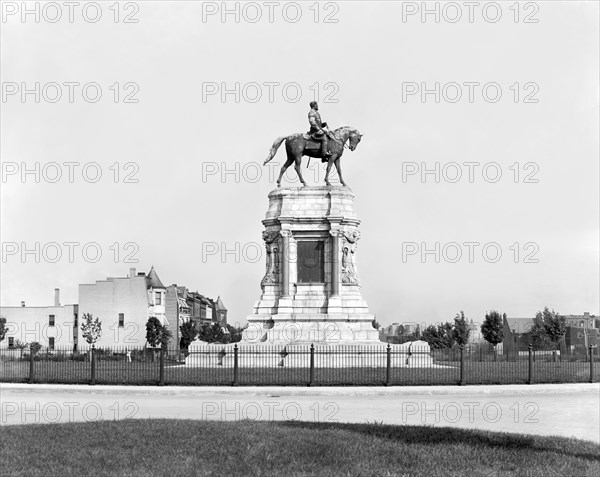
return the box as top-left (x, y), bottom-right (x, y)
top-left (385, 343), bottom-right (391, 386)
top-left (589, 345), bottom-right (594, 383)
top-left (232, 344), bottom-right (239, 386)
top-left (28, 346), bottom-right (35, 384)
top-left (159, 348), bottom-right (165, 386)
top-left (527, 344), bottom-right (533, 385)
top-left (309, 344), bottom-right (315, 386)
top-left (459, 345), bottom-right (466, 386)
top-left (90, 346), bottom-right (96, 385)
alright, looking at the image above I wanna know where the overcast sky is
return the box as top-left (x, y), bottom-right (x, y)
top-left (1, 1), bottom-right (598, 327)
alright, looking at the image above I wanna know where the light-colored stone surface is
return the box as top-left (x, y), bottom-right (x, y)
top-left (2, 383), bottom-right (598, 444)
top-left (247, 186), bottom-right (379, 346)
top-left (185, 340), bottom-right (436, 368)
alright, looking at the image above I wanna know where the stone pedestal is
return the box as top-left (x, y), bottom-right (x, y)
top-left (243, 186), bottom-right (380, 345)
top-left (184, 341), bottom-right (436, 368)
top-left (184, 186), bottom-right (443, 368)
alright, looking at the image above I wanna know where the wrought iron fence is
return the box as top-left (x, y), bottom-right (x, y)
top-left (0, 344), bottom-right (597, 387)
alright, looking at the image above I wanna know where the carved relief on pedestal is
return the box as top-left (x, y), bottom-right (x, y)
top-left (260, 230), bottom-right (280, 289)
top-left (341, 229), bottom-right (361, 285)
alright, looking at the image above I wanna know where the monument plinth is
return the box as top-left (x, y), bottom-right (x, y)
top-left (243, 185), bottom-right (380, 344)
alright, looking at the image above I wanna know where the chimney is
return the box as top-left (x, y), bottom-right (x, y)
top-left (21, 301), bottom-right (25, 307)
top-left (54, 288), bottom-right (60, 307)
top-left (129, 267), bottom-right (136, 278)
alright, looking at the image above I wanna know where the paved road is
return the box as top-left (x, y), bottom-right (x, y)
top-left (1, 383), bottom-right (598, 443)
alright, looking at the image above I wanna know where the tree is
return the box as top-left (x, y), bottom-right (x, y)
top-left (422, 322), bottom-right (455, 350)
top-left (481, 311), bottom-right (504, 360)
top-left (0, 316), bottom-right (7, 343)
top-left (146, 317), bottom-right (172, 350)
top-left (531, 307), bottom-right (566, 351)
top-left (198, 323), bottom-right (225, 343)
top-left (80, 313), bottom-right (102, 347)
top-left (481, 311), bottom-right (504, 346)
top-left (226, 324), bottom-right (245, 343)
top-left (15, 340), bottom-right (29, 358)
top-left (179, 320), bottom-right (198, 350)
top-left (29, 342), bottom-right (42, 356)
top-left (452, 311), bottom-right (470, 347)
top-left (481, 310), bottom-right (506, 361)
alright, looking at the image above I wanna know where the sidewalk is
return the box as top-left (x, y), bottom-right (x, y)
top-left (2, 383), bottom-right (598, 443)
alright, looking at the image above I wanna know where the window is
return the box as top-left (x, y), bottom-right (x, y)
top-left (49, 315), bottom-right (55, 326)
top-left (155, 292), bottom-right (162, 305)
top-left (118, 313), bottom-right (125, 327)
top-left (8, 337), bottom-right (14, 348)
top-left (49, 337), bottom-right (55, 350)
top-left (297, 241), bottom-right (325, 283)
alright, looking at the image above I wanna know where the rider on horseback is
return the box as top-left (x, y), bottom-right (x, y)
top-left (308, 101), bottom-right (331, 158)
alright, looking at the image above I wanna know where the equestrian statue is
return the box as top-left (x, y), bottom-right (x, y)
top-left (263, 101), bottom-right (363, 187)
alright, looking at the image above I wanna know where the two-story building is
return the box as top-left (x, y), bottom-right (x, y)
top-left (0, 289), bottom-right (79, 351)
top-left (78, 267), bottom-right (167, 349)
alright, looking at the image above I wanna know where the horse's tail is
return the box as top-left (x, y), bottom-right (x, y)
top-left (264, 136), bottom-right (286, 165)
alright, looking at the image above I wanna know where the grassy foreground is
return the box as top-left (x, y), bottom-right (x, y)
top-left (1, 420), bottom-right (599, 476)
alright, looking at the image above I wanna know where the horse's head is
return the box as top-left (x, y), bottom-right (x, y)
top-left (348, 129), bottom-right (363, 151)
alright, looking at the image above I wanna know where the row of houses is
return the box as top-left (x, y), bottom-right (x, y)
top-left (0, 267), bottom-right (227, 350)
top-left (380, 313), bottom-right (599, 353)
top-left (503, 313), bottom-right (599, 354)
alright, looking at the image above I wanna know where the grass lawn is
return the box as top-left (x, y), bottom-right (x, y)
top-left (1, 359), bottom-right (598, 386)
top-left (1, 420), bottom-right (599, 476)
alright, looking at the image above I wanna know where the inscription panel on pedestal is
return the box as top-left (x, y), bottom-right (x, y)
top-left (297, 240), bottom-right (325, 283)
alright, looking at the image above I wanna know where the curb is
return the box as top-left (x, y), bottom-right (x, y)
top-left (1, 382), bottom-right (598, 397)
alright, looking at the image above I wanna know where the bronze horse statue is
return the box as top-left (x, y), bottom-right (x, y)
top-left (263, 126), bottom-right (363, 187)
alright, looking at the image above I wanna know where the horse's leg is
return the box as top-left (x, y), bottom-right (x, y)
top-left (334, 157), bottom-right (347, 187)
top-left (324, 155), bottom-right (337, 187)
top-left (277, 155), bottom-right (294, 187)
top-left (294, 153), bottom-right (307, 186)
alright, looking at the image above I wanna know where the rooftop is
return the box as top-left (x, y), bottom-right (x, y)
top-left (146, 266), bottom-right (165, 289)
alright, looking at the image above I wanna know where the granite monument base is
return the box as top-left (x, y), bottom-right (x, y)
top-left (184, 340), bottom-right (436, 368)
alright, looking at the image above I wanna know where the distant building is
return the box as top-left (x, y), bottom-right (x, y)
top-left (380, 323), bottom-right (402, 338)
top-left (1, 267), bottom-right (228, 351)
top-left (564, 326), bottom-right (599, 350)
top-left (562, 312), bottom-right (597, 329)
top-left (562, 313), bottom-right (599, 350)
top-left (78, 267), bottom-right (167, 349)
top-left (165, 286), bottom-right (228, 347)
top-left (502, 317), bottom-right (535, 355)
top-left (503, 313), bottom-right (599, 355)
top-left (0, 289), bottom-right (79, 351)
top-left (379, 322), bottom-right (420, 343)
top-left (213, 296), bottom-right (228, 326)
top-left (468, 319), bottom-right (482, 344)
